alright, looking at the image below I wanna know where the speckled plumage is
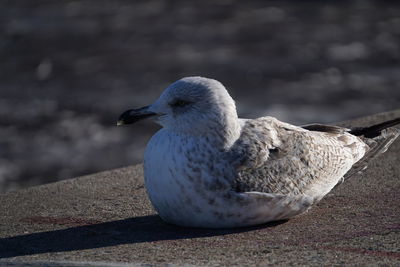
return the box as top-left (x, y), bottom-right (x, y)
top-left (231, 117), bottom-right (368, 200)
top-left (120, 76), bottom-right (400, 228)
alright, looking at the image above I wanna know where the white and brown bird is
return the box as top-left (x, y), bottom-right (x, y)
top-left (118, 77), bottom-right (400, 228)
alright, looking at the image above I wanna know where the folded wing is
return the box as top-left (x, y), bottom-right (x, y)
top-left (229, 117), bottom-right (368, 201)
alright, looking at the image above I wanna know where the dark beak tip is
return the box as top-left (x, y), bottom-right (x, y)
top-left (117, 106), bottom-right (156, 126)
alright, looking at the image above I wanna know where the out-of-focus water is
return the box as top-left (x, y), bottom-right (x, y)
top-left (1, 1), bottom-right (400, 192)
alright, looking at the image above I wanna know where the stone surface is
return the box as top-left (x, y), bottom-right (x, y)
top-left (0, 110), bottom-right (400, 266)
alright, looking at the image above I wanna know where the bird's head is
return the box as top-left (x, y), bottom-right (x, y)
top-left (117, 77), bottom-right (238, 136)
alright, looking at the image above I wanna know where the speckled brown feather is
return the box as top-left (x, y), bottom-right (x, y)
top-left (231, 117), bottom-right (369, 200)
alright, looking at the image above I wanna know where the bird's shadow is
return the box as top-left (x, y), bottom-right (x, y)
top-left (0, 215), bottom-right (286, 259)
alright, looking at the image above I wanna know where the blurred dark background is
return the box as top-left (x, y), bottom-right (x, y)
top-left (1, 0), bottom-right (400, 192)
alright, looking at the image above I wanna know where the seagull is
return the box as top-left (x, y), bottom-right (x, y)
top-left (117, 77), bottom-right (400, 228)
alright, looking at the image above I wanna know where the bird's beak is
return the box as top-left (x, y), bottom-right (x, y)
top-left (117, 105), bottom-right (157, 126)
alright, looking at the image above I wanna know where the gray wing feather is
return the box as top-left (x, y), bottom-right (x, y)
top-left (229, 117), bottom-right (368, 199)
top-left (301, 123), bottom-right (349, 134)
top-left (341, 127), bottom-right (400, 180)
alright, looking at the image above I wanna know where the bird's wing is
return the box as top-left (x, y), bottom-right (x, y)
top-left (228, 117), bottom-right (369, 200)
top-left (300, 123), bottom-right (349, 133)
top-left (236, 191), bottom-right (315, 223)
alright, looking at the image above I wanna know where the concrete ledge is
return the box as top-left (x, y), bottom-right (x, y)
top-left (1, 110), bottom-right (400, 266)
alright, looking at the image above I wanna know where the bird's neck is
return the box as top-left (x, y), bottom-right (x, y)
top-left (189, 114), bottom-right (242, 150)
top-left (215, 117), bottom-right (241, 149)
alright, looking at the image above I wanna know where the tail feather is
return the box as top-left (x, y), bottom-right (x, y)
top-left (344, 127), bottom-right (400, 180)
top-left (349, 117), bottom-right (400, 138)
top-left (343, 117), bottom-right (400, 180)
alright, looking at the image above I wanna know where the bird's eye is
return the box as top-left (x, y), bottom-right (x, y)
top-left (170, 99), bottom-right (191, 108)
